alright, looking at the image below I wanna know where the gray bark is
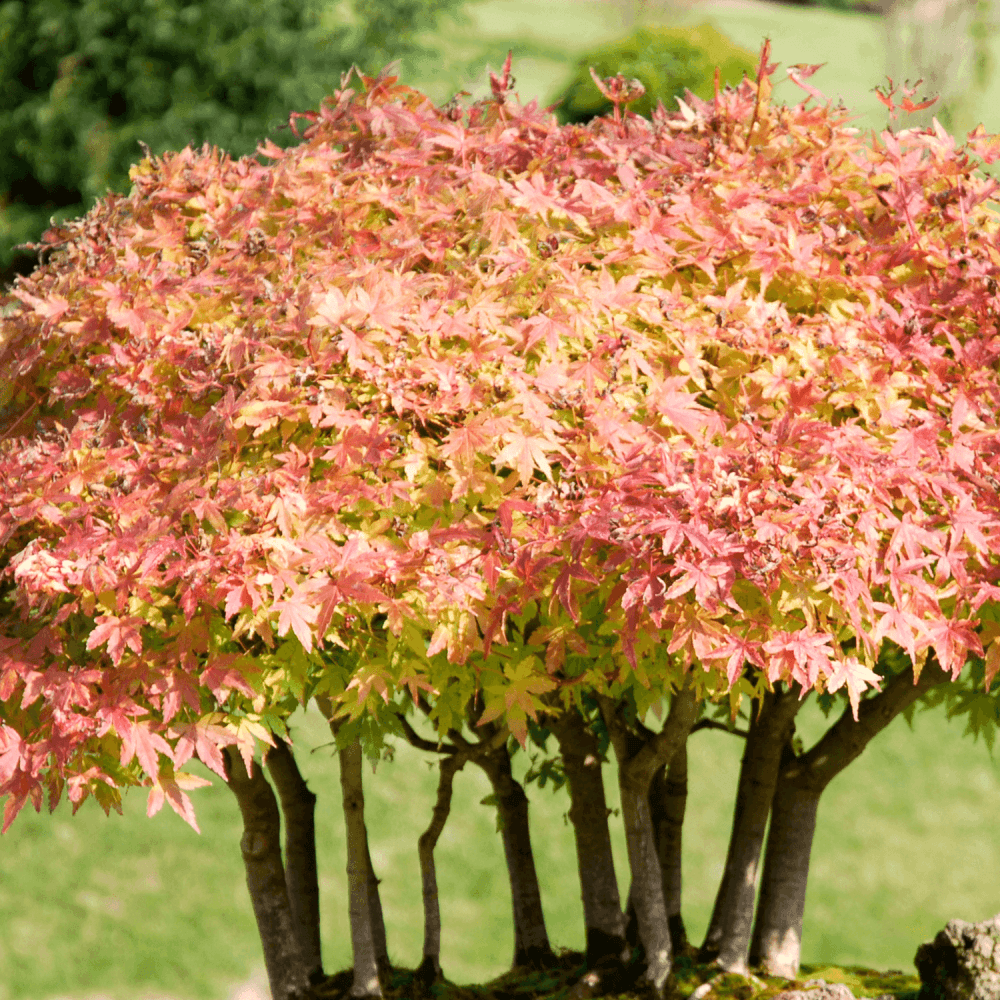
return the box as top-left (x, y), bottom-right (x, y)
top-left (750, 657), bottom-right (951, 978)
top-left (416, 752), bottom-right (466, 985)
top-left (316, 697), bottom-right (384, 998)
top-left (222, 745), bottom-right (313, 1000)
top-left (474, 715), bottom-right (556, 970)
top-left (264, 736), bottom-right (324, 985)
top-left (546, 702), bottom-right (628, 979)
top-left (364, 832), bottom-right (390, 979)
top-left (596, 678), bottom-right (700, 998)
top-left (655, 742), bottom-right (690, 956)
top-left (394, 696), bottom-right (511, 985)
top-left (624, 748), bottom-right (692, 967)
top-left (700, 683), bottom-right (802, 973)
top-left (339, 734), bottom-right (384, 998)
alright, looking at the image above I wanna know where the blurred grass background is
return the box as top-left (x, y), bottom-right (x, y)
top-left (0, 690), bottom-right (997, 1000)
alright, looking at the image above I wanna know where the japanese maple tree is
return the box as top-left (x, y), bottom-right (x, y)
top-left (2, 37), bottom-right (1000, 999)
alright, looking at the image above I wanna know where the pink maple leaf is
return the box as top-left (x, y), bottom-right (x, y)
top-left (86, 615), bottom-right (144, 666)
top-left (146, 768), bottom-right (212, 833)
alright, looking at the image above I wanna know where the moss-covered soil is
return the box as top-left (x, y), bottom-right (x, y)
top-left (313, 948), bottom-right (922, 1000)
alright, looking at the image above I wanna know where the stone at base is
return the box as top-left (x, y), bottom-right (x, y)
top-left (772, 983), bottom-right (857, 1000)
top-left (770, 982), bottom-right (894, 1000)
top-left (915, 913), bottom-right (1000, 1000)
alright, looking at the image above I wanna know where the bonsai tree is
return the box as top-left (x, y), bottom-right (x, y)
top-left (3, 43), bottom-right (1000, 999)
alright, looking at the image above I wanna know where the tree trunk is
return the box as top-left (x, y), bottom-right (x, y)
top-left (222, 745), bottom-right (313, 1000)
top-left (700, 684), bottom-right (802, 973)
top-left (620, 742), bottom-right (690, 974)
top-left (596, 678), bottom-right (700, 998)
top-left (316, 698), bottom-right (385, 999)
top-left (474, 720), bottom-right (556, 971)
top-left (547, 703), bottom-right (628, 983)
top-left (415, 752), bottom-right (467, 986)
top-left (264, 737), bottom-right (325, 985)
top-left (393, 694), bottom-right (514, 986)
top-left (654, 742), bottom-right (690, 957)
top-left (364, 830), bottom-right (391, 979)
top-left (747, 739), bottom-right (820, 981)
top-left (750, 657), bottom-right (951, 979)
top-left (339, 733), bottom-right (384, 998)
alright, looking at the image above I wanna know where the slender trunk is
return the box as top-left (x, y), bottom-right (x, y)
top-left (700, 684), bottom-right (802, 973)
top-left (547, 704), bottom-right (628, 981)
top-left (626, 746), bottom-right (691, 968)
top-left (264, 737), bottom-right (325, 985)
top-left (623, 878), bottom-right (640, 963)
top-left (750, 658), bottom-right (951, 979)
top-left (655, 742), bottom-right (690, 957)
top-left (364, 830), bottom-right (391, 979)
top-left (596, 678), bottom-right (701, 999)
top-left (747, 741), bottom-right (820, 980)
top-left (339, 734), bottom-right (384, 998)
top-left (394, 696), bottom-right (513, 986)
top-left (316, 698), bottom-right (385, 999)
top-left (222, 745), bottom-right (313, 1000)
top-left (474, 722), bottom-right (556, 970)
top-left (415, 752), bottom-right (467, 986)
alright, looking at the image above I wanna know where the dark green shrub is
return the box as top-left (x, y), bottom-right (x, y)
top-left (0, 0), bottom-right (470, 286)
top-left (548, 22), bottom-right (758, 127)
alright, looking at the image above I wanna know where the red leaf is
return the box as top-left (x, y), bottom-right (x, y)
top-left (86, 615), bottom-right (144, 666)
top-left (170, 721), bottom-right (236, 780)
top-left (146, 769), bottom-right (211, 833)
top-left (273, 596), bottom-right (319, 651)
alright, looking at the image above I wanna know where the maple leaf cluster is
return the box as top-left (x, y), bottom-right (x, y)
top-left (1, 47), bottom-right (1000, 832)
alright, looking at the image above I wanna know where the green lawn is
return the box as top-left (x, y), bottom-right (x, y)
top-left (1, 690), bottom-right (997, 1000)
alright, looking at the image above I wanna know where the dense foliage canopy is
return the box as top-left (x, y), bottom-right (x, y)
top-left (2, 46), bottom-right (1000, 846)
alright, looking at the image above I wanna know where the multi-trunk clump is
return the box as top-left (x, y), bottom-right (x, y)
top-left (3, 42), bottom-right (1000, 1000)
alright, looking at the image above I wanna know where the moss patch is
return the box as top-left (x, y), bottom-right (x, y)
top-left (312, 949), bottom-right (922, 1000)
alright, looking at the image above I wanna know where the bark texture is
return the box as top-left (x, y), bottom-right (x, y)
top-left (621, 745), bottom-right (691, 971)
top-left (700, 684), bottom-right (802, 973)
top-left (264, 737), bottom-right (325, 984)
top-left (654, 741), bottom-right (690, 957)
top-left (596, 679), bottom-right (700, 998)
top-left (415, 752), bottom-right (466, 985)
top-left (623, 750), bottom-right (691, 971)
top-left (364, 833), bottom-right (391, 979)
top-left (750, 658), bottom-right (951, 979)
top-left (339, 733), bottom-right (385, 998)
top-left (316, 697), bottom-right (385, 998)
top-left (395, 694), bottom-right (513, 986)
top-left (223, 745), bottom-right (313, 1000)
top-left (547, 702), bottom-right (628, 979)
top-left (474, 715), bottom-right (557, 970)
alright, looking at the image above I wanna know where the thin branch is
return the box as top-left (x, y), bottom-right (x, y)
top-left (692, 718), bottom-right (749, 738)
top-left (397, 712), bottom-right (461, 756)
top-left (404, 696), bottom-right (510, 758)
top-left (416, 692), bottom-right (470, 749)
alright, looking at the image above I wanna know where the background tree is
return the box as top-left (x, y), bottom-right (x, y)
top-left (0, 0), bottom-right (472, 290)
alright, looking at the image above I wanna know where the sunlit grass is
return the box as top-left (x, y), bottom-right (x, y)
top-left (1, 692), bottom-right (997, 1000)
